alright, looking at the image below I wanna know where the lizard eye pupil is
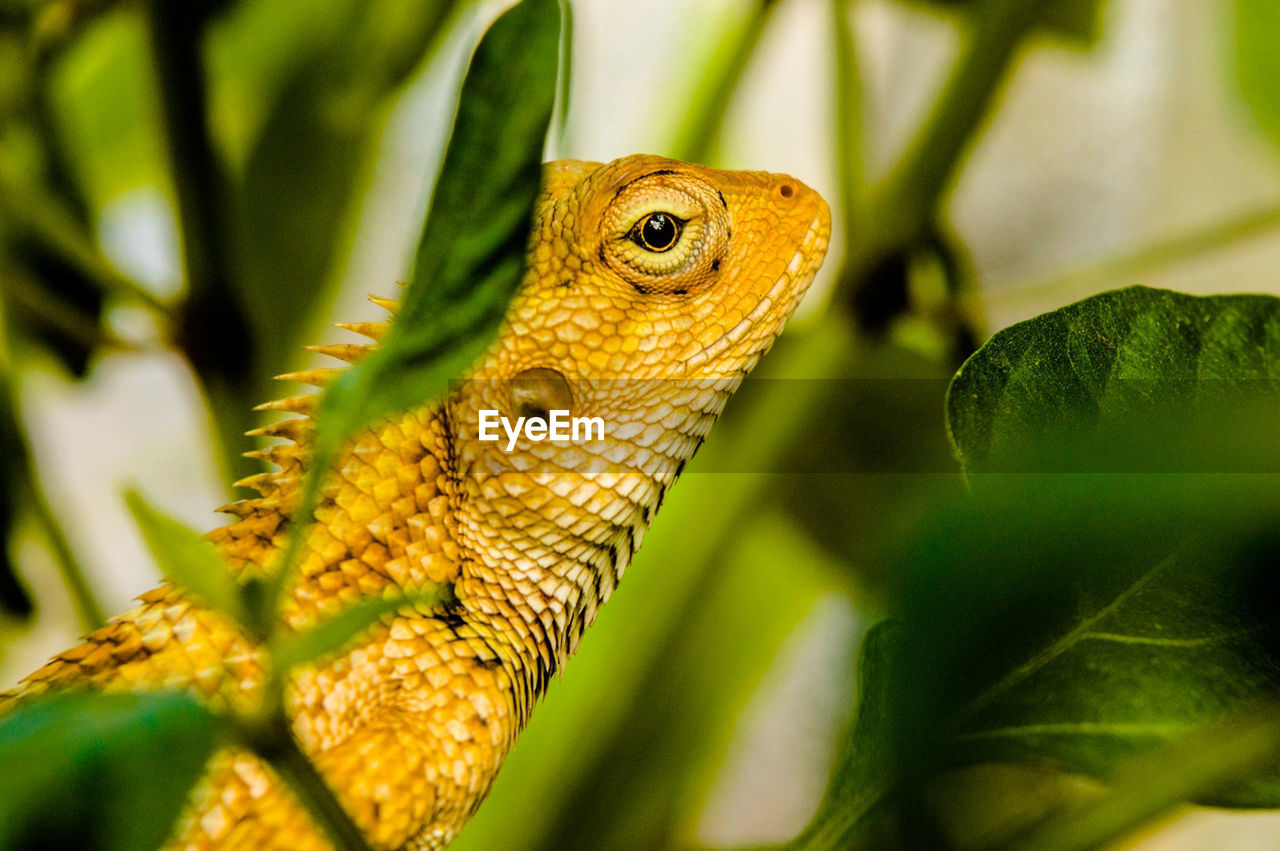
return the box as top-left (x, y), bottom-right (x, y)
top-left (629, 212), bottom-right (683, 252)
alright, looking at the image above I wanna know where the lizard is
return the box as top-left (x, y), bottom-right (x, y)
top-left (1, 153), bottom-right (830, 850)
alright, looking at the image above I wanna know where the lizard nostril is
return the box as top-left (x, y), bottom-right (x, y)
top-left (778, 183), bottom-right (795, 199)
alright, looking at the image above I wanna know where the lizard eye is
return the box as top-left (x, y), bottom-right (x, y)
top-left (600, 169), bottom-right (730, 293)
top-left (628, 212), bottom-right (684, 253)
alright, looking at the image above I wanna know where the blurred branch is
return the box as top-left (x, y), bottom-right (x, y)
top-left (858, 0), bottom-right (1045, 261)
top-left (837, 0), bottom-right (1045, 328)
top-left (0, 174), bottom-right (168, 313)
top-left (3, 263), bottom-right (131, 353)
top-left (999, 201), bottom-right (1280, 312)
top-left (142, 0), bottom-right (258, 482)
top-left (235, 710), bottom-right (374, 851)
top-left (832, 0), bottom-right (865, 247)
top-left (672, 0), bottom-right (783, 164)
top-left (141, 0), bottom-right (237, 309)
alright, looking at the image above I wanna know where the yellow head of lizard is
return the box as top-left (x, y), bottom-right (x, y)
top-left (494, 153), bottom-right (830, 380)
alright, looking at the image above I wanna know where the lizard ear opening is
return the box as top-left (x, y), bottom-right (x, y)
top-left (509, 367), bottom-right (575, 420)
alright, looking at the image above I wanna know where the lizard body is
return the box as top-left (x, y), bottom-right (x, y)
top-left (1, 154), bottom-right (830, 849)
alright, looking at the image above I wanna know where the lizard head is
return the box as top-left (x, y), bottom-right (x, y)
top-left (449, 155), bottom-right (829, 644)
top-left (452, 152), bottom-right (829, 478)
top-left (494, 153), bottom-right (830, 381)
top-left (455, 153), bottom-right (830, 427)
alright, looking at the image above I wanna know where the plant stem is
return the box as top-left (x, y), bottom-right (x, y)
top-left (673, 0), bottom-right (783, 164)
top-left (548, 0), bottom-right (575, 157)
top-left (832, 0), bottom-right (865, 247)
top-left (3, 368), bottom-right (106, 630)
top-left (2, 263), bottom-right (131, 354)
top-left (142, 1), bottom-right (234, 308)
top-left (240, 711), bottom-right (374, 851)
top-left (23, 470), bottom-right (107, 631)
top-left (142, 0), bottom-right (258, 483)
top-left (848, 0), bottom-right (1045, 281)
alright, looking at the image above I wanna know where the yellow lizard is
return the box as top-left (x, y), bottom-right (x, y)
top-left (2, 154), bottom-right (830, 849)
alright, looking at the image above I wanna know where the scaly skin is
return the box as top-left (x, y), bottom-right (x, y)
top-left (1, 155), bottom-right (830, 849)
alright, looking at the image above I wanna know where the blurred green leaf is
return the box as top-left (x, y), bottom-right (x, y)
top-left (924, 287), bottom-right (1280, 809)
top-left (0, 691), bottom-right (221, 850)
top-left (947, 286), bottom-right (1280, 474)
top-left (46, 8), bottom-right (168, 209)
top-left (314, 0), bottom-right (560, 462)
top-left (1012, 0), bottom-right (1103, 44)
top-left (672, 0), bottom-right (780, 163)
top-left (207, 0), bottom-right (362, 164)
top-left (900, 0), bottom-right (1106, 47)
top-left (273, 588), bottom-right (443, 672)
top-left (999, 702), bottom-right (1280, 851)
top-left (789, 621), bottom-right (902, 851)
top-left (1232, 0), bottom-right (1280, 156)
top-left (230, 0), bottom-right (460, 383)
top-left (800, 287), bottom-right (1280, 846)
top-left (125, 489), bottom-right (251, 632)
top-left (892, 475), bottom-right (1280, 807)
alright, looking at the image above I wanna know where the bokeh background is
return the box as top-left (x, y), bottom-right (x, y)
top-left (3, 0), bottom-right (1280, 848)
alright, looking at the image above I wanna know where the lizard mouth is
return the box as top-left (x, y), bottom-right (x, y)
top-left (683, 209), bottom-right (830, 375)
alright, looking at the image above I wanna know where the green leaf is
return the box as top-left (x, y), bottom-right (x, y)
top-left (892, 476), bottom-right (1280, 805)
top-left (47, 9), bottom-right (169, 209)
top-left (314, 0), bottom-right (560, 461)
top-left (1232, 0), bottom-right (1280, 156)
top-left (873, 285), bottom-right (1280, 834)
top-left (125, 489), bottom-right (250, 631)
top-left (786, 474), bottom-right (1280, 849)
top-left (0, 691), bottom-right (222, 850)
top-left (947, 286), bottom-right (1280, 474)
top-left (900, 0), bottom-right (1106, 47)
top-left (1000, 703), bottom-right (1280, 851)
top-left (273, 588), bottom-right (444, 672)
top-left (789, 621), bottom-right (903, 851)
top-left (226, 0), bottom-right (460, 384)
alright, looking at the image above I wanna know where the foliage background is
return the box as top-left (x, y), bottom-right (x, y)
top-left (3, 0), bottom-right (1280, 848)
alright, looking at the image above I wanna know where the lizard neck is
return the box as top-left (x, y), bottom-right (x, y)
top-left (442, 375), bottom-right (742, 686)
top-left (442, 409), bottom-right (657, 687)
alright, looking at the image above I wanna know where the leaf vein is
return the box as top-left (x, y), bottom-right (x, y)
top-left (959, 551), bottom-right (1180, 721)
